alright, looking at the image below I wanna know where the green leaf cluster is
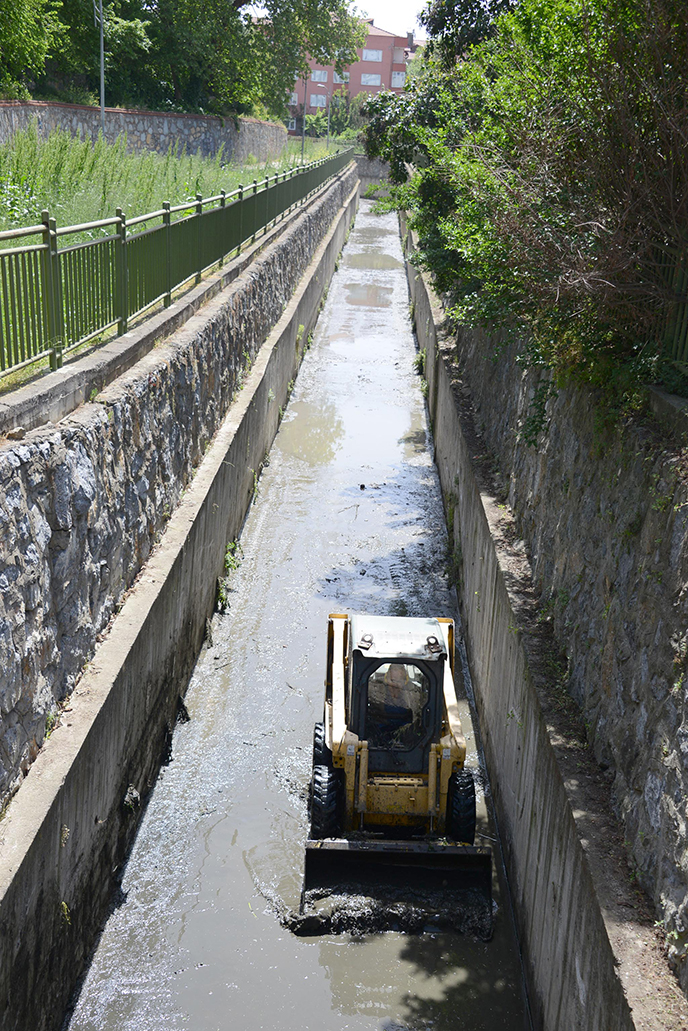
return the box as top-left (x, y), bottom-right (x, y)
top-left (365, 0), bottom-right (688, 401)
top-left (2, 0), bottom-right (365, 118)
top-left (0, 0), bottom-right (63, 96)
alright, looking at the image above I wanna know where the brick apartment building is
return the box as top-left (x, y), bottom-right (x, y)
top-left (287, 19), bottom-right (416, 135)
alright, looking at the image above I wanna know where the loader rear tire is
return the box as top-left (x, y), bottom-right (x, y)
top-left (447, 768), bottom-right (476, 845)
top-left (313, 721), bottom-right (332, 768)
top-left (310, 765), bottom-right (342, 839)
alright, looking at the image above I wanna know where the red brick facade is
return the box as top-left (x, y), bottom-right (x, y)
top-left (287, 20), bottom-right (415, 134)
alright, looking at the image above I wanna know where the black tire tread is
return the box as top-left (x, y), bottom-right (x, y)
top-left (447, 767), bottom-right (476, 845)
top-left (313, 721), bottom-right (332, 768)
top-left (310, 765), bottom-right (342, 839)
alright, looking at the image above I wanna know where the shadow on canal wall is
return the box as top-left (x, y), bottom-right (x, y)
top-left (0, 168), bottom-right (358, 1031)
top-left (403, 215), bottom-right (688, 1029)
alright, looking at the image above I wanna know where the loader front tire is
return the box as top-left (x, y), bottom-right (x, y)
top-left (310, 765), bottom-right (342, 839)
top-left (447, 768), bottom-right (476, 845)
top-left (313, 721), bottom-right (332, 768)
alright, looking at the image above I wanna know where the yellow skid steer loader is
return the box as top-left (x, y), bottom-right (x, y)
top-left (293, 613), bottom-right (492, 935)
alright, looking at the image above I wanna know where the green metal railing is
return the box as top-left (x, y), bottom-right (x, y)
top-left (0, 148), bottom-right (353, 378)
top-left (658, 247), bottom-right (688, 368)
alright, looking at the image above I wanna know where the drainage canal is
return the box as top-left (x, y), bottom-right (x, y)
top-left (64, 200), bottom-right (531, 1031)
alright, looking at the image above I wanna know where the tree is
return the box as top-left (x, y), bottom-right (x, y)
top-left (419, 0), bottom-right (515, 65)
top-left (0, 0), bottom-right (63, 96)
top-left (42, 0), bottom-right (365, 116)
top-left (366, 0), bottom-right (688, 400)
top-left (329, 87), bottom-right (350, 136)
top-left (306, 110), bottom-right (328, 137)
top-left (242, 0), bottom-right (365, 116)
top-left (147, 0), bottom-right (258, 110)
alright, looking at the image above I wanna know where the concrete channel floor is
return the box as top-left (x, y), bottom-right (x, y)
top-left (64, 200), bottom-right (531, 1031)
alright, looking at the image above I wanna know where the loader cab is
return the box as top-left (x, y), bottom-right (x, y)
top-left (348, 615), bottom-right (447, 774)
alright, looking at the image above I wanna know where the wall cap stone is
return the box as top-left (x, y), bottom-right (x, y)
top-left (648, 385), bottom-right (688, 444)
top-left (0, 98), bottom-right (283, 129)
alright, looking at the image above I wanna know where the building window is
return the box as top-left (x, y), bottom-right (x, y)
top-left (311, 69), bottom-right (328, 82)
top-left (393, 47), bottom-right (405, 63)
top-left (333, 71), bottom-right (350, 83)
top-left (289, 92), bottom-right (298, 105)
top-left (361, 73), bottom-right (381, 86)
top-left (362, 48), bottom-right (382, 62)
top-left (391, 71), bottom-right (406, 87)
top-left (287, 118), bottom-right (296, 131)
top-left (310, 94), bottom-right (327, 107)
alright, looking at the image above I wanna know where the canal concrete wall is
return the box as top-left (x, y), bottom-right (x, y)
top-left (449, 325), bottom-right (688, 995)
top-left (0, 166), bottom-right (358, 1031)
top-left (404, 220), bottom-right (688, 1029)
top-left (0, 100), bottom-right (286, 160)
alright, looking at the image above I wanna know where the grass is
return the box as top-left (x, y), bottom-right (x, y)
top-left (216, 539), bottom-right (243, 612)
top-left (0, 123), bottom-right (332, 237)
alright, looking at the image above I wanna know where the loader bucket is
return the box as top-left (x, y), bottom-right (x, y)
top-left (286, 839), bottom-right (493, 938)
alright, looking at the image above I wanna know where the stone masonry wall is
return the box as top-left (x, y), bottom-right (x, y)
top-left (0, 100), bottom-right (286, 161)
top-left (453, 325), bottom-right (688, 990)
top-left (0, 164), bottom-right (357, 807)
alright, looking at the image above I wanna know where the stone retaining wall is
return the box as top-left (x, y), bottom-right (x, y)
top-left (0, 164), bottom-right (357, 808)
top-left (0, 100), bottom-right (286, 160)
top-left (449, 324), bottom-right (688, 991)
top-left (353, 154), bottom-right (389, 183)
top-left (0, 168), bottom-right (358, 1031)
top-left (404, 219), bottom-right (688, 1028)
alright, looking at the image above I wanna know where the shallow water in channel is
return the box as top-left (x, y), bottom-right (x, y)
top-left (65, 201), bottom-right (530, 1031)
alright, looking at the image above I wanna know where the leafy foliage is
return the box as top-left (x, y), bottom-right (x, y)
top-left (420, 0), bottom-right (515, 65)
top-left (306, 111), bottom-right (328, 138)
top-left (7, 0), bottom-right (365, 118)
top-left (0, 0), bottom-right (63, 97)
top-left (365, 0), bottom-right (688, 400)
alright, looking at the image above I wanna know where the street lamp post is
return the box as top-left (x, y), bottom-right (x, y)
top-left (300, 77), bottom-right (306, 163)
top-left (93, 0), bottom-right (105, 134)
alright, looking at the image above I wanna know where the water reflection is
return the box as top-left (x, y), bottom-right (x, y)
top-left (279, 399), bottom-right (345, 467)
top-left (345, 283), bottom-right (394, 307)
top-left (345, 252), bottom-right (403, 271)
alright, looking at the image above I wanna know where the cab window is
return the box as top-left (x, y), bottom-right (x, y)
top-left (365, 662), bottom-right (430, 750)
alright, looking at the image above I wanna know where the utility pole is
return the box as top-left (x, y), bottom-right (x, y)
top-left (301, 78), bottom-right (306, 163)
top-left (93, 0), bottom-right (105, 135)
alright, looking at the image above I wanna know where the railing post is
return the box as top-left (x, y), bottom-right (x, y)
top-left (116, 207), bottom-right (128, 334)
top-left (238, 184), bottom-right (243, 255)
top-left (195, 193), bottom-right (203, 284)
top-left (252, 180), bottom-right (257, 243)
top-left (162, 202), bottom-right (172, 306)
top-left (219, 190), bottom-right (226, 266)
top-left (41, 210), bottom-right (57, 368)
top-left (42, 211), bottom-right (63, 370)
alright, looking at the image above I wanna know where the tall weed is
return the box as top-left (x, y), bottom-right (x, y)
top-left (0, 123), bottom-right (330, 233)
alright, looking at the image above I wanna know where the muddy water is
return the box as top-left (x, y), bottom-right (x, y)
top-left (65, 201), bottom-right (530, 1031)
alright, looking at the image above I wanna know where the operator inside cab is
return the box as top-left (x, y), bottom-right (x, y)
top-left (366, 662), bottom-right (429, 749)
